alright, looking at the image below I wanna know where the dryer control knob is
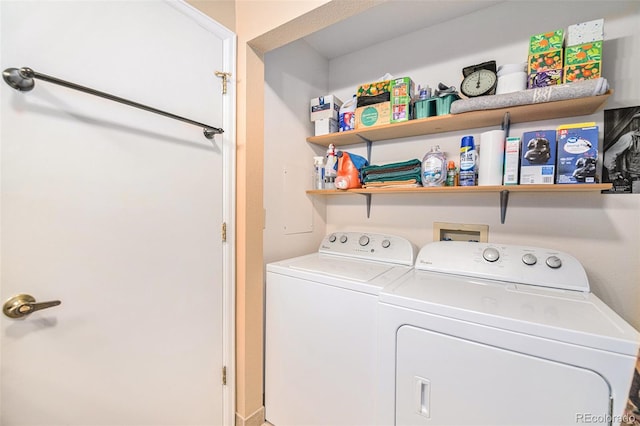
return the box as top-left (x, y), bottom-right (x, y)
top-left (546, 255), bottom-right (562, 269)
top-left (522, 253), bottom-right (537, 265)
top-left (358, 235), bottom-right (370, 246)
top-left (339, 235), bottom-right (348, 243)
top-left (328, 234), bottom-right (337, 243)
top-left (482, 247), bottom-right (500, 262)
top-left (381, 239), bottom-right (391, 248)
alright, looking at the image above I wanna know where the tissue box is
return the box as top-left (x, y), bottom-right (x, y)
top-left (503, 137), bottom-right (521, 185)
top-left (357, 80), bottom-right (391, 107)
top-left (563, 63), bottom-right (601, 83)
top-left (556, 123), bottom-right (599, 184)
top-left (310, 95), bottom-right (342, 122)
top-left (355, 102), bottom-right (390, 129)
top-left (529, 29), bottom-right (564, 54)
top-left (315, 118), bottom-right (338, 136)
top-left (390, 77), bottom-right (414, 123)
top-left (528, 49), bottom-right (563, 73)
top-left (567, 19), bottom-right (604, 46)
top-left (565, 41), bottom-right (602, 66)
top-left (520, 130), bottom-right (557, 184)
top-left (528, 69), bottom-right (563, 89)
top-left (527, 49), bottom-right (563, 88)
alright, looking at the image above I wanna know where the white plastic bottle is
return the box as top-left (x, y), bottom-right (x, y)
top-left (313, 156), bottom-right (325, 190)
top-left (421, 145), bottom-right (447, 186)
top-left (324, 144), bottom-right (337, 189)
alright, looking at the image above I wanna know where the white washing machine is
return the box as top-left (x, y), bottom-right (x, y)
top-left (378, 241), bottom-right (640, 426)
top-left (265, 232), bottom-right (416, 426)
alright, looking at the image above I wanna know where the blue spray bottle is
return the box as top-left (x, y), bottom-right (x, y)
top-left (459, 136), bottom-right (477, 186)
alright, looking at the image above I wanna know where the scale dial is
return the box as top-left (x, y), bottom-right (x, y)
top-left (460, 68), bottom-right (497, 97)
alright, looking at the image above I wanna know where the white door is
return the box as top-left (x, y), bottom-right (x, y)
top-left (0, 1), bottom-right (235, 425)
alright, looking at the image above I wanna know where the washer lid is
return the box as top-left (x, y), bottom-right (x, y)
top-left (380, 270), bottom-right (640, 356)
top-left (288, 255), bottom-right (394, 282)
top-left (268, 253), bottom-right (413, 295)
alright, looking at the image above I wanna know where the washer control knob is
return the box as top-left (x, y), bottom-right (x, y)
top-left (522, 253), bottom-right (537, 266)
top-left (482, 247), bottom-right (500, 262)
top-left (546, 255), bottom-right (562, 269)
top-left (339, 235), bottom-right (348, 244)
top-left (328, 234), bottom-right (337, 243)
top-left (381, 239), bottom-right (391, 249)
top-left (358, 235), bottom-right (370, 246)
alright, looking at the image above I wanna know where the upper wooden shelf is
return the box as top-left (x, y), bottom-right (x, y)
top-left (306, 91), bottom-right (612, 147)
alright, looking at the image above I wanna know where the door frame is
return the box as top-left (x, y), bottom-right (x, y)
top-left (168, 2), bottom-right (236, 425)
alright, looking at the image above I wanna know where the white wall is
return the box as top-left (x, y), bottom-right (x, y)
top-left (263, 1), bottom-right (640, 329)
top-left (263, 40), bottom-right (329, 264)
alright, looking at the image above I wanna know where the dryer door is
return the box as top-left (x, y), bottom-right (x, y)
top-left (396, 325), bottom-right (611, 426)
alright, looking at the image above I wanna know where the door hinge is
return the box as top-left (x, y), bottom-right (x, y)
top-left (221, 222), bottom-right (227, 242)
top-left (222, 366), bottom-right (227, 385)
top-left (214, 71), bottom-right (232, 95)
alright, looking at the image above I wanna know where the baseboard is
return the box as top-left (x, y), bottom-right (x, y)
top-left (235, 406), bottom-right (265, 426)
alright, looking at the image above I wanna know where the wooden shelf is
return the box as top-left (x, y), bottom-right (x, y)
top-left (306, 91), bottom-right (612, 147)
top-left (306, 92), bottom-right (612, 223)
top-left (307, 183), bottom-right (612, 195)
top-left (307, 183), bottom-right (612, 223)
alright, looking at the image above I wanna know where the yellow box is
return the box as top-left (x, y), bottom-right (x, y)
top-left (355, 102), bottom-right (390, 129)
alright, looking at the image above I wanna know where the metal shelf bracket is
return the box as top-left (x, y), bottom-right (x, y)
top-left (500, 190), bottom-right (510, 224)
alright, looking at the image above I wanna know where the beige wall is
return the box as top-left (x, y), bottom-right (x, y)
top-left (191, 0), bottom-right (385, 423)
top-left (186, 0), bottom-right (236, 31)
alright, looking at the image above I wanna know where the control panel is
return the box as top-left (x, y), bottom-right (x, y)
top-left (415, 241), bottom-right (590, 292)
top-left (319, 232), bottom-right (416, 266)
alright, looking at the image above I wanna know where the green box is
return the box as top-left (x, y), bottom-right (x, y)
top-left (529, 29), bottom-right (564, 54)
top-left (414, 98), bottom-right (437, 119)
top-left (390, 77), bottom-right (414, 123)
top-left (564, 40), bottom-right (602, 66)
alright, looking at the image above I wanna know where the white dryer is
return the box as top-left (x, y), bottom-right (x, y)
top-left (378, 241), bottom-right (639, 426)
top-left (265, 232), bottom-right (416, 426)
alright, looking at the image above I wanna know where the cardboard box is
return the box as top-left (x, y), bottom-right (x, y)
top-left (503, 137), bottom-right (521, 185)
top-left (529, 29), bottom-right (564, 54)
top-left (390, 77), bottom-right (414, 123)
top-left (310, 95), bottom-right (342, 122)
top-left (355, 102), bottom-right (390, 129)
top-left (520, 130), bottom-right (557, 184)
top-left (567, 19), bottom-right (604, 46)
top-left (528, 69), bottom-right (563, 89)
top-left (563, 63), bottom-right (601, 83)
top-left (357, 80), bottom-right (391, 107)
top-left (527, 49), bottom-right (563, 88)
top-left (314, 118), bottom-right (338, 136)
top-left (528, 49), bottom-right (563, 74)
top-left (556, 123), bottom-right (599, 184)
top-left (564, 41), bottom-right (602, 66)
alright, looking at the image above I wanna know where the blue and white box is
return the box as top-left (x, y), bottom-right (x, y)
top-left (520, 130), bottom-right (557, 184)
top-left (310, 95), bottom-right (343, 122)
top-left (556, 123), bottom-right (599, 184)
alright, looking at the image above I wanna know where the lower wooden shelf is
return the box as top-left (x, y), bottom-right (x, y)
top-left (306, 183), bottom-right (612, 223)
top-left (307, 183), bottom-right (612, 195)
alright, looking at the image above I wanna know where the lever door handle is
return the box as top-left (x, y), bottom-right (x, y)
top-left (3, 294), bottom-right (61, 318)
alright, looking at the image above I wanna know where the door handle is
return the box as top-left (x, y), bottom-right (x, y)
top-left (3, 294), bottom-right (61, 319)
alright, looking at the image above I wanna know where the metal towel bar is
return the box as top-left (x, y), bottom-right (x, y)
top-left (3, 67), bottom-right (224, 140)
